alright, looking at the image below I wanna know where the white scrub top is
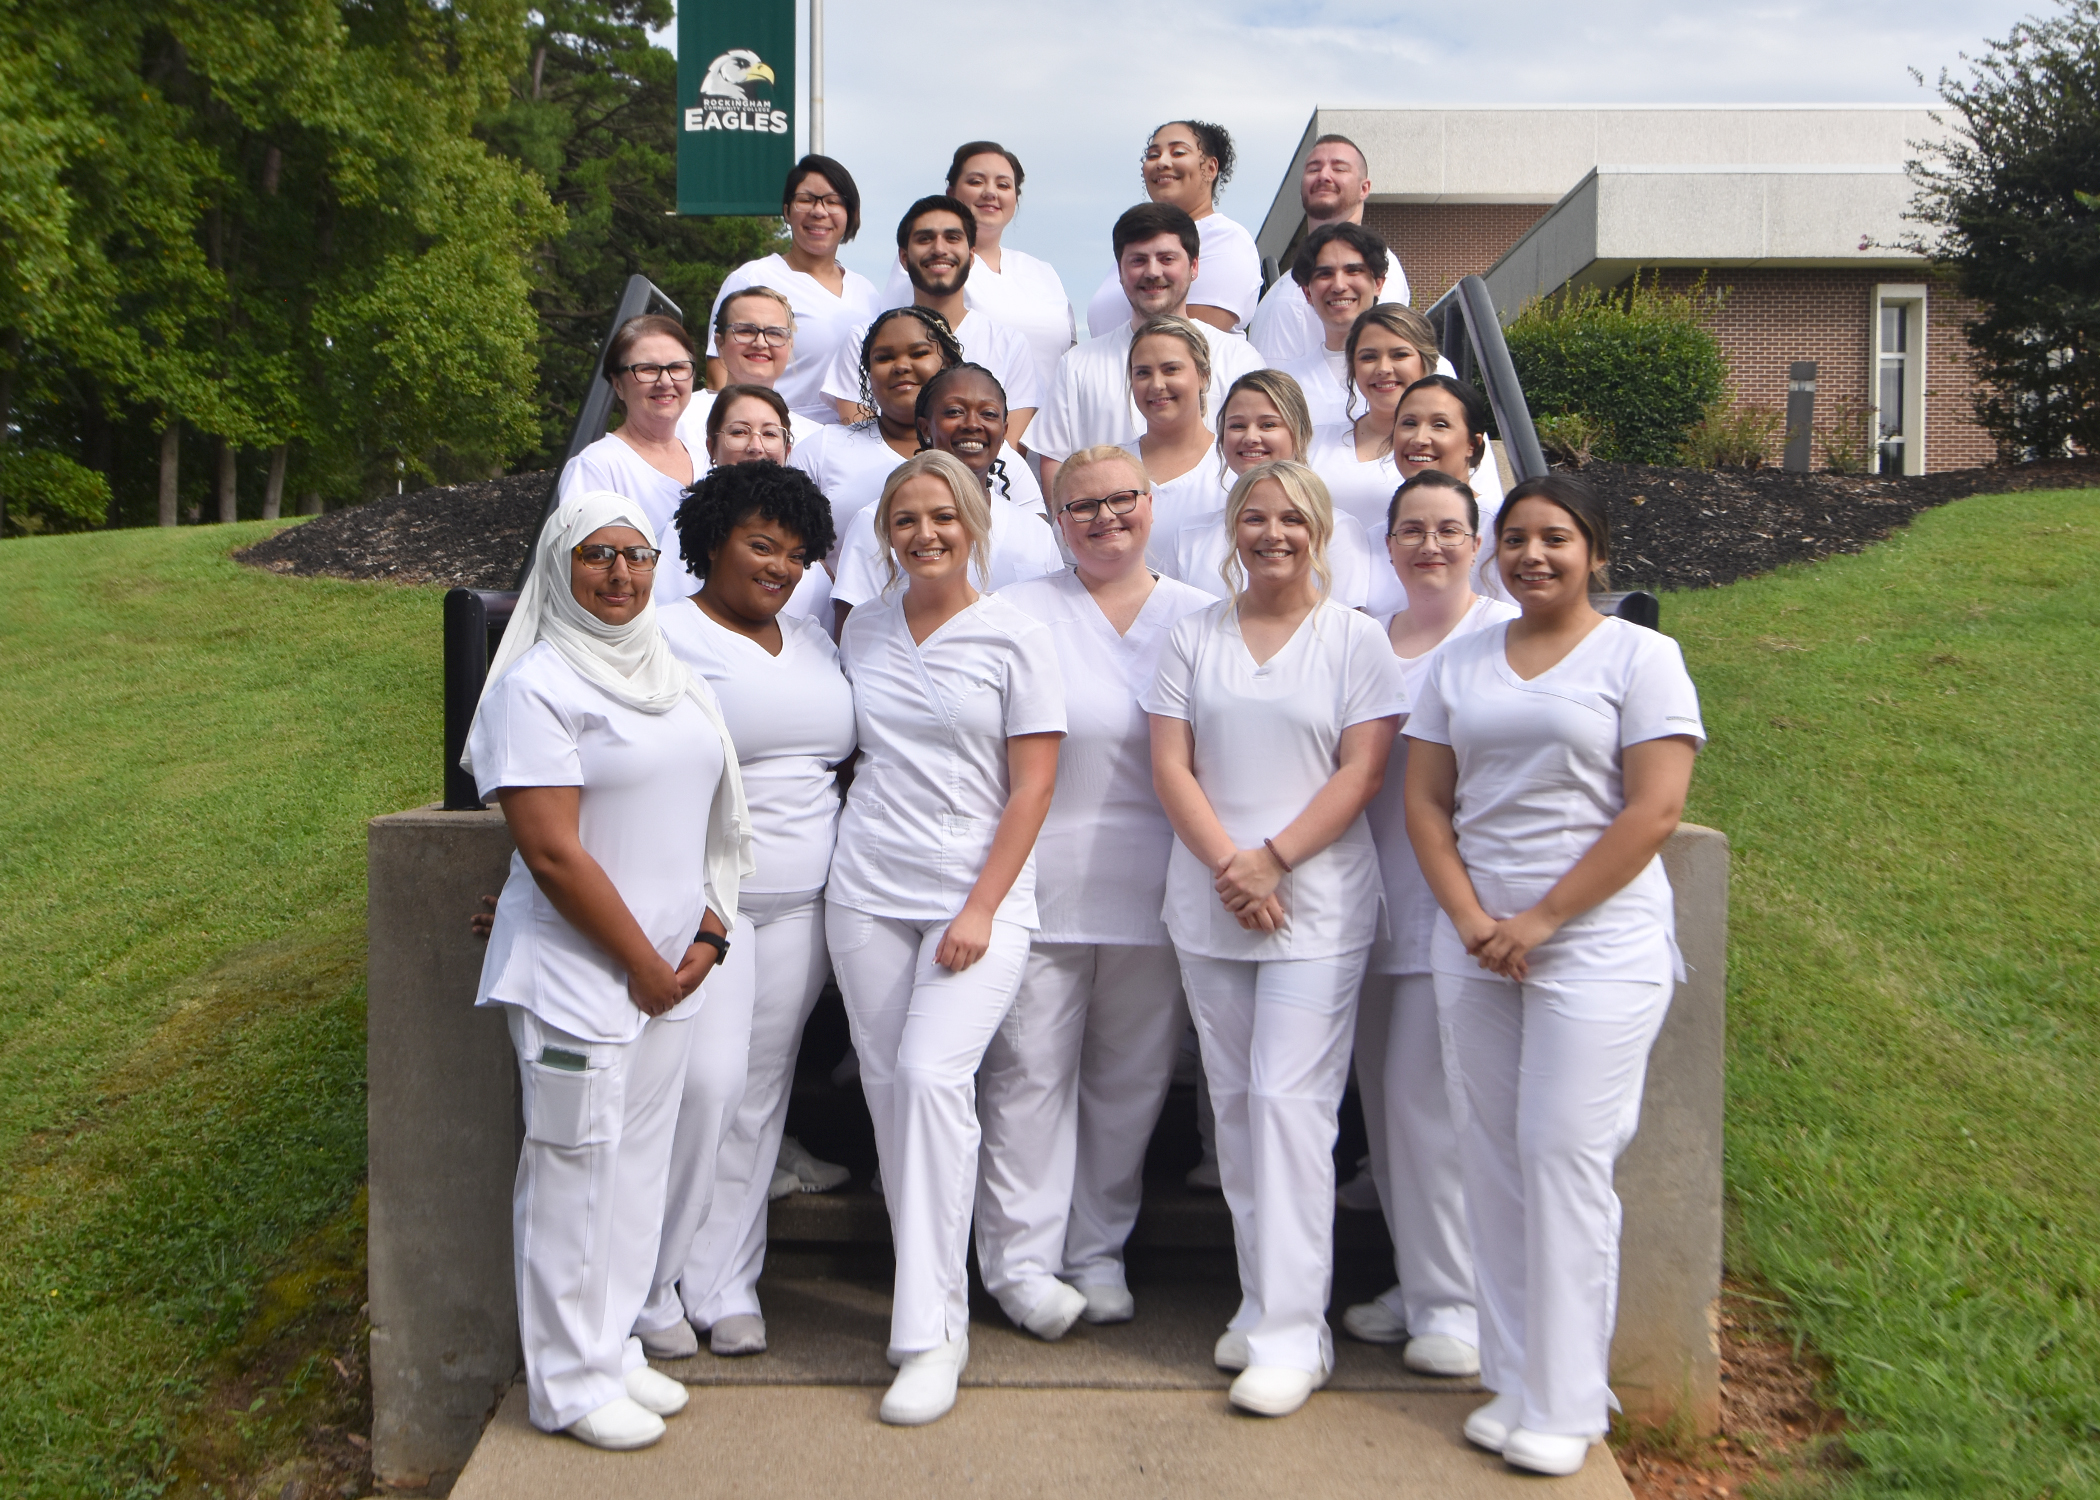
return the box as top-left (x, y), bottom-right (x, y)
top-left (788, 421), bottom-right (911, 541)
top-left (886, 248), bottom-right (1075, 397)
top-left (1278, 347), bottom-right (1353, 430)
top-left (658, 602), bottom-right (856, 895)
top-left (1166, 507), bottom-right (1375, 611)
top-left (820, 309), bottom-right (1044, 417)
top-left (1408, 616), bottom-right (1706, 983)
top-left (831, 491), bottom-right (1063, 609)
top-left (675, 390), bottom-right (820, 456)
top-left (1364, 595), bottom-right (1519, 976)
top-left (828, 592), bottom-right (1067, 926)
top-left (1306, 423), bottom-right (1406, 616)
top-left (557, 434), bottom-right (702, 602)
top-left (1246, 259), bottom-right (1416, 367)
top-left (782, 561), bottom-right (832, 622)
top-left (998, 569), bottom-right (1214, 946)
top-left (1142, 598), bottom-right (1406, 961)
top-left (469, 642), bottom-right (727, 1043)
top-left (1118, 439), bottom-right (1228, 570)
top-left (1086, 211), bottom-right (1264, 337)
top-left (1032, 320), bottom-right (1267, 462)
top-left (704, 253), bottom-right (884, 425)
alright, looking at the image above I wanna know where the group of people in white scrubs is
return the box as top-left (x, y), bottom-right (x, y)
top-left (478, 124), bottom-right (1705, 1479)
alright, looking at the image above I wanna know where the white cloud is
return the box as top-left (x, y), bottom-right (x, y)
top-left (665, 0), bottom-right (2029, 311)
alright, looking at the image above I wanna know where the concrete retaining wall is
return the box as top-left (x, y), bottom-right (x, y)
top-left (364, 810), bottom-right (1726, 1485)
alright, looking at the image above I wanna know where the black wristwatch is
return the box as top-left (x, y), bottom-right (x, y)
top-left (692, 930), bottom-right (730, 961)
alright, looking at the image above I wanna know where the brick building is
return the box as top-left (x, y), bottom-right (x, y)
top-left (1256, 107), bottom-right (1994, 474)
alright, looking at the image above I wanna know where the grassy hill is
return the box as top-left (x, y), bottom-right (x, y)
top-left (0, 493), bottom-right (2094, 1497)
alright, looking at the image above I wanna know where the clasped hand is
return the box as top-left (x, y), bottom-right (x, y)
top-left (1456, 906), bottom-right (1561, 981)
top-left (1214, 847), bottom-right (1287, 933)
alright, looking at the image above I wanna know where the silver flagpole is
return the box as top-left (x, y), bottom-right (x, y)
top-left (809, 0), bottom-right (824, 154)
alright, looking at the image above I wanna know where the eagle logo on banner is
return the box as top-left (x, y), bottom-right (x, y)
top-left (690, 48), bottom-right (789, 134)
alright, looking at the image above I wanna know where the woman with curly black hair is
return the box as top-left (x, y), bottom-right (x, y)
top-left (635, 460), bottom-right (859, 1363)
top-left (829, 363), bottom-right (1061, 623)
top-left (1084, 119), bottom-right (1263, 338)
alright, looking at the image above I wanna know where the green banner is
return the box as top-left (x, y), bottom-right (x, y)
top-left (676, 0), bottom-right (798, 216)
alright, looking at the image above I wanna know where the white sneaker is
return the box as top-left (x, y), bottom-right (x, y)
top-left (1228, 1362), bottom-right (1328, 1417)
top-left (778, 1135), bottom-right (851, 1192)
top-left (1503, 1427), bottom-right (1595, 1476)
top-left (1185, 1157), bottom-right (1222, 1191)
top-left (636, 1319), bottom-right (699, 1360)
top-left (1462, 1391), bottom-right (1523, 1453)
top-left (1341, 1297), bottom-right (1407, 1345)
top-left (1213, 1329), bottom-right (1250, 1372)
top-left (767, 1166), bottom-right (799, 1202)
top-left (565, 1396), bottom-right (665, 1450)
top-left (1021, 1281), bottom-right (1088, 1342)
top-left (879, 1335), bottom-right (968, 1425)
top-left (1403, 1333), bottom-right (1481, 1377)
top-left (709, 1313), bottom-right (767, 1356)
top-left (1078, 1284), bottom-right (1135, 1324)
top-left (623, 1365), bottom-right (688, 1417)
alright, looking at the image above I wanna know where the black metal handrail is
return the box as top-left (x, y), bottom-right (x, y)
top-left (1425, 274), bottom-right (1548, 485)
top-left (442, 589), bottom-right (519, 810)
top-left (515, 273), bottom-right (685, 590)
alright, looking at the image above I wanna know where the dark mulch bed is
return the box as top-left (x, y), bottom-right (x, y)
top-left (236, 457), bottom-right (2100, 595)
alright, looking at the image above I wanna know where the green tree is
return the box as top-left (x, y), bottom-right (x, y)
top-left (1907, 0), bottom-right (2100, 461)
top-left (476, 0), bottom-right (781, 463)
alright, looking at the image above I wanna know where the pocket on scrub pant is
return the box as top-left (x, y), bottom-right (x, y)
top-left (525, 1053), bottom-right (610, 1151)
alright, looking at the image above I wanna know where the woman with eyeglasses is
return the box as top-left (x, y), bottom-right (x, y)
top-left (703, 155), bottom-right (883, 425)
top-left (1393, 374), bottom-right (1511, 602)
top-left (558, 315), bottom-right (706, 600)
top-left (679, 287), bottom-right (821, 453)
top-left (825, 451), bottom-right (1066, 1426)
top-left (1083, 120), bottom-right (1263, 337)
top-left (635, 460), bottom-right (857, 1364)
top-left (971, 445), bottom-right (1212, 1338)
top-left (1337, 469), bottom-right (1516, 1382)
top-left (1145, 460), bottom-right (1405, 1420)
top-left (1166, 370), bottom-right (1375, 610)
top-left (463, 491), bottom-right (751, 1452)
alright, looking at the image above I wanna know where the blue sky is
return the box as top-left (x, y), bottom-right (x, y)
top-left (657, 0), bottom-right (2038, 309)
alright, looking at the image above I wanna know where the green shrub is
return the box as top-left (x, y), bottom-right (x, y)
top-left (1678, 403), bottom-right (1783, 469)
top-left (1503, 273), bottom-right (1729, 465)
top-left (1533, 411), bottom-right (1608, 468)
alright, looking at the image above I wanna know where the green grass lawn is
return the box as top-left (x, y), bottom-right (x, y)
top-left (0, 495), bottom-right (2092, 1497)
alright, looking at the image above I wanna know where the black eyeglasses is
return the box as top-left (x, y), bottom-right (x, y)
top-left (572, 543), bottom-right (661, 571)
top-left (1060, 489), bottom-right (1144, 521)
top-left (725, 323), bottom-right (792, 347)
top-left (617, 360), bottom-right (695, 384)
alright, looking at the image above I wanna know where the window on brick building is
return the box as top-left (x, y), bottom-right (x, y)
top-left (1873, 285), bottom-right (1927, 476)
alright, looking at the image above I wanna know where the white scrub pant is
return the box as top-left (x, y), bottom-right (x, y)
top-left (643, 889), bottom-right (829, 1336)
top-left (506, 1004), bottom-right (691, 1433)
top-left (1353, 972), bottom-right (1478, 1344)
top-left (828, 905), bottom-right (1034, 1354)
top-left (1436, 970), bottom-right (1671, 1437)
top-left (974, 941), bottom-right (1185, 1322)
top-left (1180, 950), bottom-right (1369, 1375)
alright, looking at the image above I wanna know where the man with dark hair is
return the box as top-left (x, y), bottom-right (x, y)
top-left (1276, 222), bottom-right (1394, 426)
top-left (821, 195), bottom-right (1041, 444)
top-left (1031, 204), bottom-right (1267, 494)
top-left (1249, 135), bottom-right (1413, 365)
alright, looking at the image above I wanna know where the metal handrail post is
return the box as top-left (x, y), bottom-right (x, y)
top-left (1455, 275), bottom-right (1547, 483)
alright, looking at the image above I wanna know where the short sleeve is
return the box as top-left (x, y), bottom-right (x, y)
top-left (468, 656), bottom-right (585, 801)
top-left (1406, 651), bottom-right (1455, 747)
top-left (1140, 614), bottom-right (1203, 721)
top-left (1619, 630), bottom-right (1707, 750)
top-left (703, 264), bottom-right (756, 359)
top-left (1339, 614), bottom-right (1408, 727)
top-left (1329, 514), bottom-right (1373, 610)
top-left (992, 324), bottom-right (1044, 412)
top-left (818, 322), bottom-right (870, 407)
top-left (1001, 623), bottom-right (1067, 738)
top-left (1029, 355), bottom-right (1084, 461)
top-left (831, 511), bottom-right (886, 608)
top-left (1190, 229), bottom-right (1261, 330)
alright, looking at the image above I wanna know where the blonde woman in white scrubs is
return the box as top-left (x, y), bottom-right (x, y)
top-left (464, 492), bottom-right (750, 1452)
top-left (977, 445), bottom-right (1213, 1333)
top-left (1144, 460), bottom-right (1405, 1419)
top-left (1341, 469), bottom-right (1517, 1377)
top-left (826, 450), bottom-right (1066, 1426)
top-left (1119, 314), bottom-right (1224, 566)
top-left (1406, 474), bottom-right (1703, 1477)
top-left (638, 461), bottom-right (854, 1362)
top-left (558, 316), bottom-right (703, 601)
top-left (1169, 370), bottom-right (1375, 610)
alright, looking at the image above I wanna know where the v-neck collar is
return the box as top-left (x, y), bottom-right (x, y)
top-left (1496, 614), bottom-right (1615, 686)
top-left (1232, 596), bottom-right (1321, 671)
top-left (1065, 568), bottom-right (1165, 646)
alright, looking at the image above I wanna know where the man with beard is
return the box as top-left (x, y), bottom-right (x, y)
top-left (1248, 136), bottom-right (1412, 367)
top-left (1275, 223), bottom-right (1395, 428)
top-left (824, 195), bottom-right (1041, 448)
top-left (1031, 203), bottom-right (1267, 498)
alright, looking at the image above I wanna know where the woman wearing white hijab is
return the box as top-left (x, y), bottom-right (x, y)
top-left (465, 491), bottom-right (753, 1452)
